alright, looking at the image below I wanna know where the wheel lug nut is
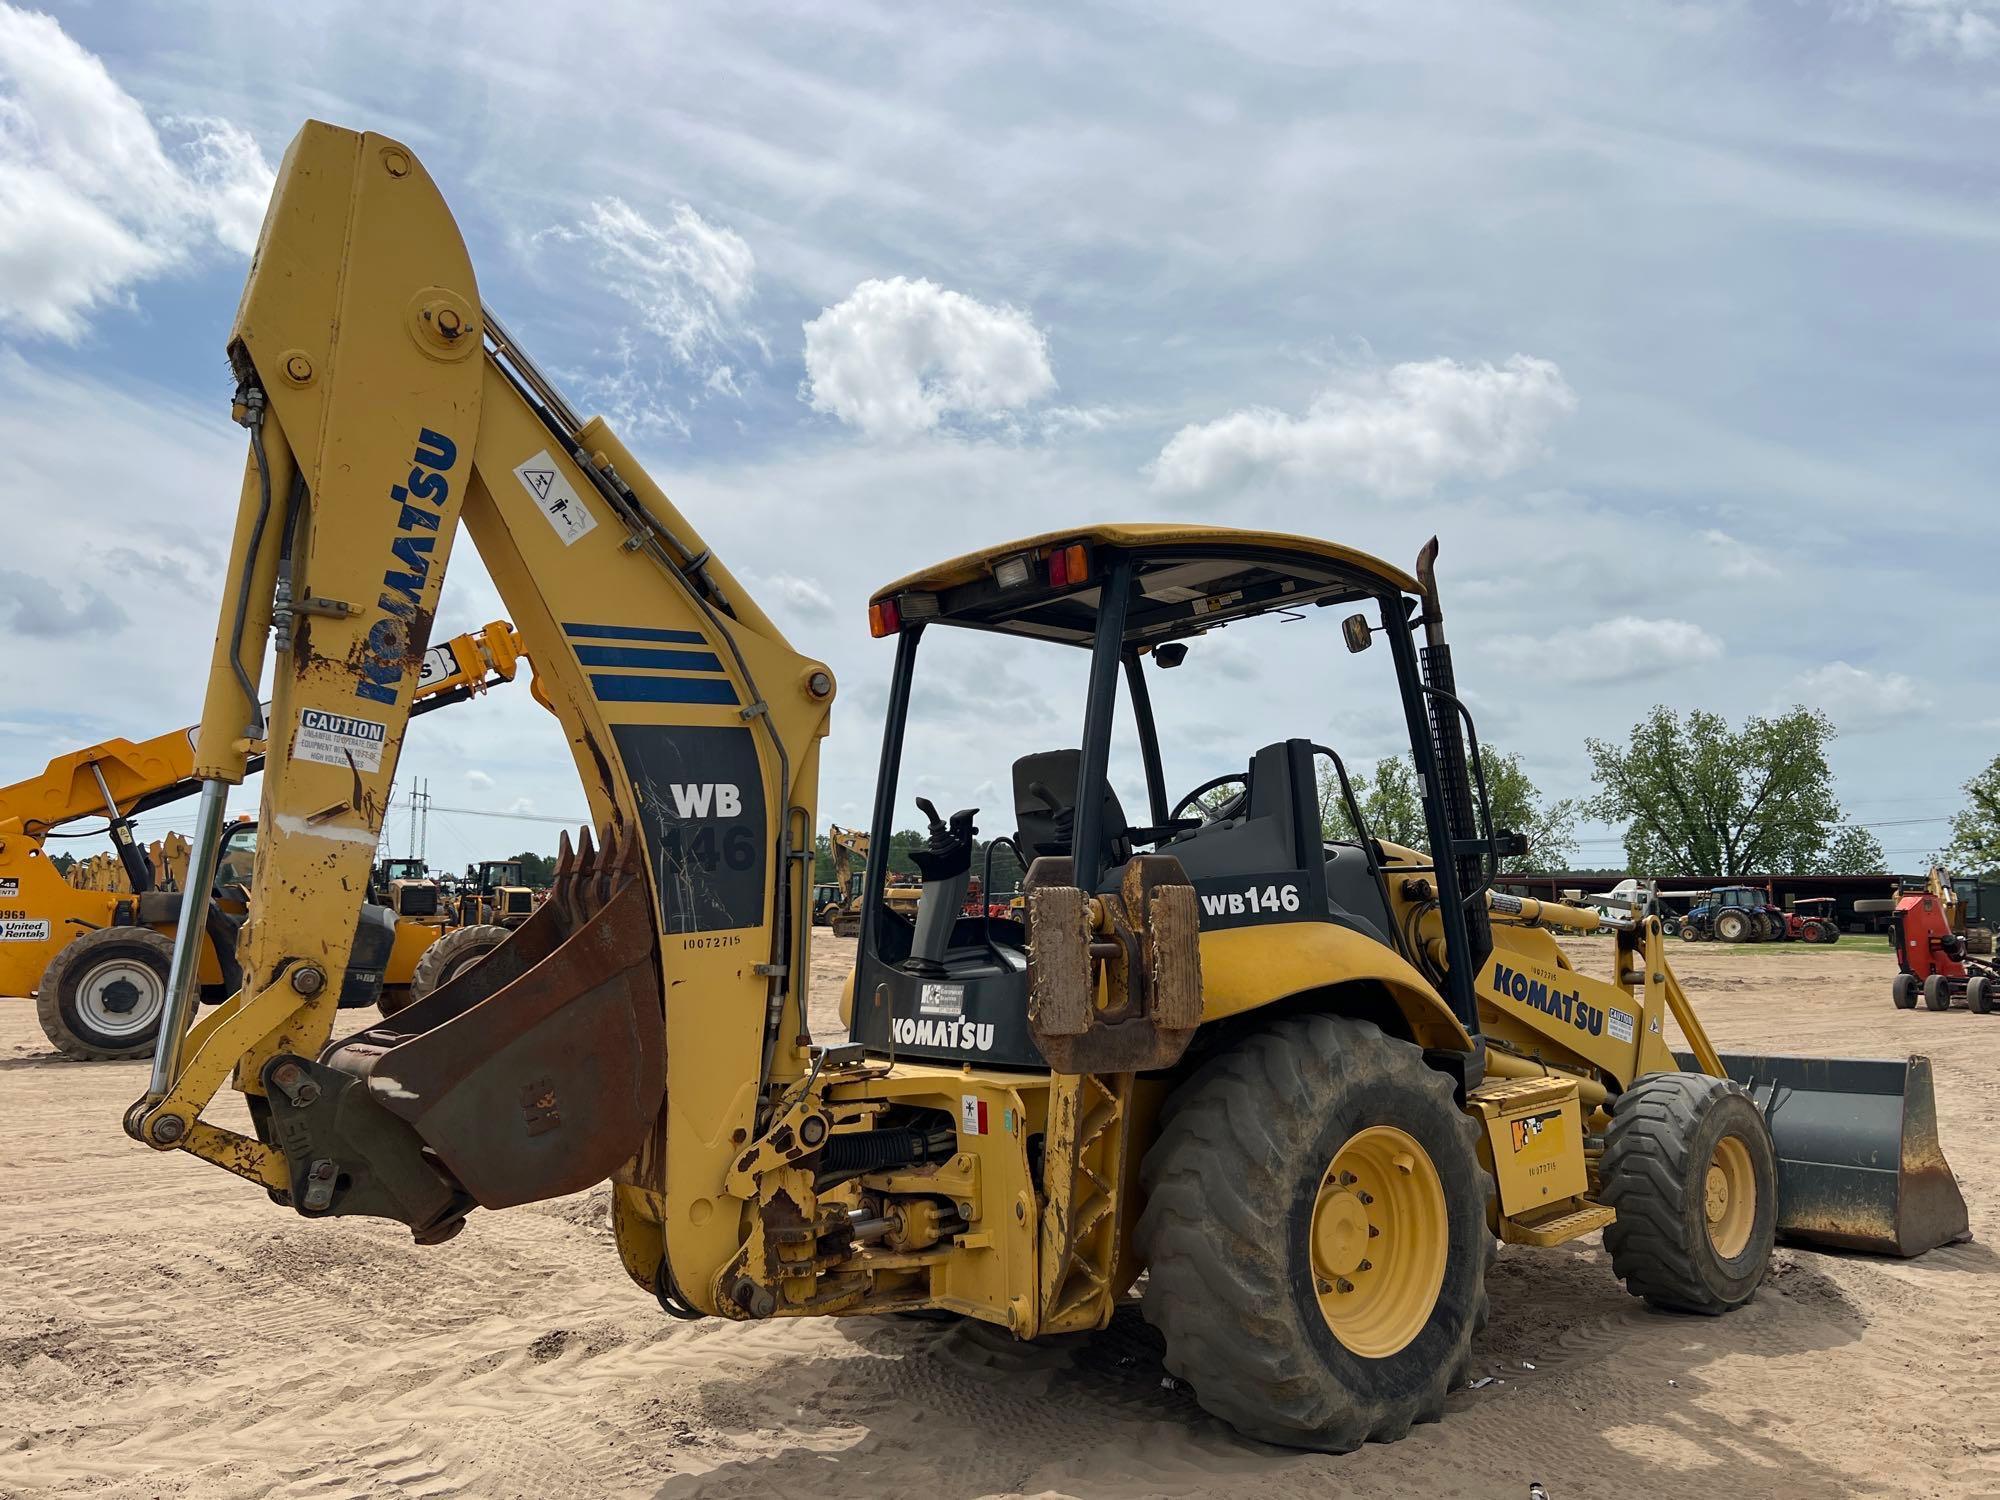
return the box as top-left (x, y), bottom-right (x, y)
top-left (1335, 1277), bottom-right (1355, 1294)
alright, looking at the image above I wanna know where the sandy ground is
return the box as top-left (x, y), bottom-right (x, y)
top-left (3, 934), bottom-right (1997, 1500)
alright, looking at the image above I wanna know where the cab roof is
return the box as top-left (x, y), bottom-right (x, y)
top-left (870, 524), bottom-right (1420, 648)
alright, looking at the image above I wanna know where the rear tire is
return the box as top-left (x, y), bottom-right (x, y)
top-left (1891, 973), bottom-right (1919, 1009)
top-left (408, 923), bottom-right (512, 1004)
top-left (1601, 1073), bottom-right (1776, 1315)
top-left (1135, 1014), bottom-right (1493, 1452)
top-left (1968, 977), bottom-right (1992, 1015)
top-left (1715, 910), bottom-right (1751, 943)
top-left (1923, 974), bottom-right (1953, 1012)
top-left (36, 926), bottom-right (177, 1061)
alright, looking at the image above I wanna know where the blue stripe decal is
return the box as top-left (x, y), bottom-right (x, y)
top-left (564, 621), bottom-right (708, 645)
top-left (590, 673), bottom-right (740, 705)
top-left (573, 644), bottom-right (725, 672)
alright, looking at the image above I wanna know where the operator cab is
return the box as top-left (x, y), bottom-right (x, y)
top-left (850, 525), bottom-right (1499, 1071)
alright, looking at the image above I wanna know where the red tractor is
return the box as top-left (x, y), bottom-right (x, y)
top-left (1779, 896), bottom-right (1842, 945)
top-left (1884, 872), bottom-right (1997, 1013)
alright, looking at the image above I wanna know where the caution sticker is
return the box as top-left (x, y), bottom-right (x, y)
top-left (1, 917), bottom-right (50, 941)
top-left (1607, 1007), bottom-right (1636, 1045)
top-left (296, 709), bottom-right (386, 772)
top-left (515, 450), bottom-right (597, 546)
top-left (960, 1094), bottom-right (989, 1136)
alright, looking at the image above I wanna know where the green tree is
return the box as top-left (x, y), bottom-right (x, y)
top-left (511, 850), bottom-right (556, 886)
top-left (1485, 750), bottom-right (1580, 874)
top-left (1947, 754), bottom-right (2000, 876)
top-left (1319, 755), bottom-right (1426, 848)
top-left (1585, 706), bottom-right (1855, 876)
top-left (1811, 824), bottom-right (1887, 875)
top-left (1319, 748), bottom-right (1577, 873)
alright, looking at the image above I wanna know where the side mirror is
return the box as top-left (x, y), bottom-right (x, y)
top-left (1153, 641), bottom-right (1189, 669)
top-left (1341, 614), bottom-right (1374, 654)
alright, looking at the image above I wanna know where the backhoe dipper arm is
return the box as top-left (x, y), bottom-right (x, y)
top-left (128, 123), bottom-right (833, 1303)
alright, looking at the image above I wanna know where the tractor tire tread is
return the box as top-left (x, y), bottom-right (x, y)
top-left (408, 923), bottom-right (513, 1004)
top-left (1601, 1072), bottom-right (1774, 1316)
top-left (36, 925), bottom-right (177, 1062)
top-left (1135, 1014), bottom-right (1492, 1451)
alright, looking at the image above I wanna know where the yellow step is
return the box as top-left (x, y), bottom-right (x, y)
top-left (1500, 1198), bottom-right (1616, 1247)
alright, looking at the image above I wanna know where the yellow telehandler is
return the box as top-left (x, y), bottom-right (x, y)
top-left (127, 122), bottom-right (1968, 1453)
top-left (3, 621), bottom-right (527, 1057)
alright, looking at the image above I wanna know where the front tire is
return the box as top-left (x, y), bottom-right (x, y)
top-left (1924, 974), bottom-right (1953, 1012)
top-left (1135, 1015), bottom-right (1493, 1452)
top-left (407, 923), bottom-right (512, 1004)
top-left (37, 926), bottom-right (177, 1061)
top-left (1892, 973), bottom-right (1919, 1009)
top-left (1601, 1073), bottom-right (1776, 1315)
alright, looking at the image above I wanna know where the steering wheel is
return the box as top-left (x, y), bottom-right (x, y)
top-left (1171, 772), bottom-right (1250, 828)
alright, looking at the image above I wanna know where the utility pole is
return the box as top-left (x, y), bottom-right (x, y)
top-left (405, 779), bottom-right (431, 865)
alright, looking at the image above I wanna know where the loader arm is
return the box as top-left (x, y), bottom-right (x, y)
top-left (126, 123), bottom-right (833, 1303)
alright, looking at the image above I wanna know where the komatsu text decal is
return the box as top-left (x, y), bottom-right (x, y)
top-left (356, 428), bottom-right (458, 706)
top-left (1491, 961), bottom-right (1605, 1038)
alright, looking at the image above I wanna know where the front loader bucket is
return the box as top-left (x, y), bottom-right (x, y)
top-left (1697, 1052), bottom-right (1970, 1258)
top-left (317, 823), bottom-right (663, 1213)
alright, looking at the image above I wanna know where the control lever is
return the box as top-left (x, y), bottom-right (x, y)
top-left (907, 798), bottom-right (979, 975)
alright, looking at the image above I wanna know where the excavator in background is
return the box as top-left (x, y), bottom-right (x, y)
top-left (4, 622), bottom-right (529, 1057)
top-left (124, 123), bottom-right (1967, 1454)
top-left (824, 824), bottom-right (919, 937)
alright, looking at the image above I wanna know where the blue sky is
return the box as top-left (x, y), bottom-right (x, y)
top-left (1, 0), bottom-right (1994, 872)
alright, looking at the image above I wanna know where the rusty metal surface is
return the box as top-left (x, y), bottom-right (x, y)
top-left (1025, 855), bottom-right (1203, 1074)
top-left (322, 824), bottom-right (665, 1211)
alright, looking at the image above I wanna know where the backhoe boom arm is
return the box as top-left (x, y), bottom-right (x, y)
top-left (127, 123), bottom-right (834, 1306)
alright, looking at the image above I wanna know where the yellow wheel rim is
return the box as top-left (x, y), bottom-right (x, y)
top-left (1704, 1135), bottom-right (1756, 1259)
top-left (1310, 1126), bottom-right (1448, 1358)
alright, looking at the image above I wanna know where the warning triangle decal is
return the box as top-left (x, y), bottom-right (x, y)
top-left (523, 469), bottom-right (556, 501)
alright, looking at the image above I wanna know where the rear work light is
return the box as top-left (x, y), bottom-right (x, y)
top-left (868, 598), bottom-right (901, 637)
top-left (993, 554), bottom-right (1032, 590)
top-left (1047, 542), bottom-right (1090, 588)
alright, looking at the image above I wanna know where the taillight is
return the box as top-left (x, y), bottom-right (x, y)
top-left (868, 598), bottom-right (901, 637)
top-left (1047, 542), bottom-right (1090, 588)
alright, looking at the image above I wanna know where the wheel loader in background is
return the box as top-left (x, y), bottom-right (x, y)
top-left (1, 622), bottom-right (529, 1057)
top-left (126, 122), bottom-right (1968, 1454)
top-left (394, 858), bottom-right (545, 1012)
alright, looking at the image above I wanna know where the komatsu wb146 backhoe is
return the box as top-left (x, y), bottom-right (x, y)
top-left (130, 122), bottom-right (1969, 1453)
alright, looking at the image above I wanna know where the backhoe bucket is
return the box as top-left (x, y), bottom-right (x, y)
top-left (1699, 1052), bottom-right (1970, 1258)
top-left (310, 823), bottom-right (663, 1216)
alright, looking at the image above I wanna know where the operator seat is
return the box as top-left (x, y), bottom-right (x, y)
top-left (1166, 740), bottom-right (1395, 945)
top-left (1012, 750), bottom-right (1133, 874)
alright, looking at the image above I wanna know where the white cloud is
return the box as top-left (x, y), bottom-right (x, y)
top-left (1149, 354), bottom-right (1577, 497)
top-left (1794, 660), bottom-right (1930, 727)
top-left (0, 5), bottom-right (273, 340)
top-left (566, 196), bottom-right (756, 369)
top-left (1699, 528), bottom-right (1780, 581)
top-left (464, 769), bottom-right (496, 790)
top-left (1840, 0), bottom-right (2000, 59)
top-left (755, 572), bottom-right (836, 619)
top-left (801, 276), bottom-right (1056, 440)
top-left (1491, 616), bottom-right (1723, 684)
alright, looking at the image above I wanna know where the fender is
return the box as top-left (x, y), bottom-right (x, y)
top-left (1197, 921), bottom-right (1470, 1052)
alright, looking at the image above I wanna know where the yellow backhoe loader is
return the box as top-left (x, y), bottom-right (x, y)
top-left (3, 621), bottom-right (526, 1057)
top-left (127, 122), bottom-right (1968, 1454)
